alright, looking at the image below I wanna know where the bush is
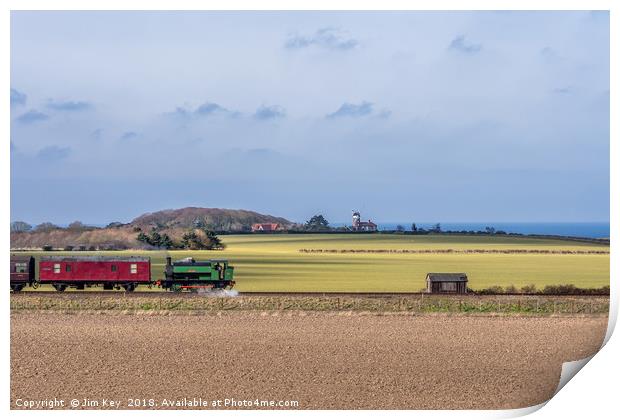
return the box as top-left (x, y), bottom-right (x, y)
top-left (520, 284), bottom-right (538, 294)
top-left (478, 285), bottom-right (504, 295)
top-left (596, 285), bottom-right (610, 295)
top-left (42, 245), bottom-right (53, 251)
top-left (504, 284), bottom-right (518, 294)
top-left (543, 284), bottom-right (578, 295)
top-left (473, 283), bottom-right (608, 295)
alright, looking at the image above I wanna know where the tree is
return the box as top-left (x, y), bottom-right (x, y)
top-left (106, 222), bottom-right (124, 229)
top-left (181, 230), bottom-right (205, 250)
top-left (485, 226), bottom-right (496, 235)
top-left (11, 221), bottom-right (32, 232)
top-left (136, 232), bottom-right (150, 245)
top-left (150, 229), bottom-right (162, 247)
top-left (396, 225), bottom-right (405, 232)
top-left (305, 214), bottom-right (330, 231)
top-left (67, 221), bottom-right (88, 231)
top-left (204, 229), bottom-right (224, 250)
top-left (193, 218), bottom-right (206, 229)
top-left (159, 234), bottom-right (174, 249)
top-left (35, 222), bottom-right (59, 232)
top-left (431, 223), bottom-right (442, 233)
top-left (411, 223), bottom-right (417, 232)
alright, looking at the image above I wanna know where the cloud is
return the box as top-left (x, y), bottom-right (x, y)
top-left (91, 128), bottom-right (103, 140)
top-left (37, 145), bottom-right (71, 161)
top-left (448, 35), bottom-right (482, 54)
top-left (195, 102), bottom-right (227, 116)
top-left (10, 88), bottom-right (27, 107)
top-left (195, 101), bottom-right (241, 118)
top-left (171, 107), bottom-right (191, 118)
top-left (46, 100), bottom-right (92, 111)
top-left (254, 105), bottom-right (286, 120)
top-left (377, 109), bottom-right (392, 119)
top-left (540, 46), bottom-right (556, 57)
top-left (120, 131), bottom-right (137, 141)
top-left (552, 86), bottom-right (572, 95)
top-left (170, 102), bottom-right (241, 119)
top-left (16, 109), bottom-right (49, 124)
top-left (285, 27), bottom-right (359, 51)
top-left (327, 101), bottom-right (374, 118)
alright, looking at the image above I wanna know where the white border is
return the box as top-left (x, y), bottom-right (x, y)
top-left (2, 1), bottom-right (616, 420)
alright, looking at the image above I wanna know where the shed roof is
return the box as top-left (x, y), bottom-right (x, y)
top-left (426, 273), bottom-right (468, 282)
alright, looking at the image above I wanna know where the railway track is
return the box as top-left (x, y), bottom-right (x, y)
top-left (10, 291), bottom-right (610, 298)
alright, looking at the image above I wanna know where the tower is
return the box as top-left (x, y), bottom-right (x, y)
top-left (352, 211), bottom-right (361, 230)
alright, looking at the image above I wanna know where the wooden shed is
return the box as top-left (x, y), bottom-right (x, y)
top-left (426, 273), bottom-right (468, 294)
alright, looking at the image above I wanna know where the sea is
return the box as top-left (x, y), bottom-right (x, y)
top-left (333, 222), bottom-right (610, 239)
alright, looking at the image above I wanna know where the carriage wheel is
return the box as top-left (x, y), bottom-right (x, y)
top-left (123, 283), bottom-right (136, 292)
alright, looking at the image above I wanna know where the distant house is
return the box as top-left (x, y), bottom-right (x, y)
top-left (426, 273), bottom-right (469, 294)
top-left (352, 211), bottom-right (378, 232)
top-left (251, 223), bottom-right (280, 232)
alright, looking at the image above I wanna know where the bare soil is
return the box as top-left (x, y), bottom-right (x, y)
top-left (10, 311), bottom-right (607, 410)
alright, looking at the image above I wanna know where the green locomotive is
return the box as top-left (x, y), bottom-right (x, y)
top-left (160, 256), bottom-right (235, 292)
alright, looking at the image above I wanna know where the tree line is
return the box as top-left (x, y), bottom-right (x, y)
top-left (135, 219), bottom-right (224, 250)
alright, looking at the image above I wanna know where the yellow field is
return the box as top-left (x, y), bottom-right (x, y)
top-left (13, 234), bottom-right (609, 292)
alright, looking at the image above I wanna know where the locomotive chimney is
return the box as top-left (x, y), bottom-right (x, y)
top-left (166, 256), bottom-right (172, 266)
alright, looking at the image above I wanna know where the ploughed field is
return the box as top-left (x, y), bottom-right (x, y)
top-left (13, 234), bottom-right (610, 292)
top-left (10, 311), bottom-right (608, 409)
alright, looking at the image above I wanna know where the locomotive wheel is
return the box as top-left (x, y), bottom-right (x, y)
top-left (53, 284), bottom-right (67, 292)
top-left (170, 284), bottom-right (182, 293)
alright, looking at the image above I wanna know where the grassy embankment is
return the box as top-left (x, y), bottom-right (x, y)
top-left (9, 293), bottom-right (609, 314)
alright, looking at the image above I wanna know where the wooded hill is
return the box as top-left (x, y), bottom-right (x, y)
top-left (10, 207), bottom-right (293, 250)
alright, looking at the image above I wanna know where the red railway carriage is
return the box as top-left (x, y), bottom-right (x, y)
top-left (10, 255), bottom-right (35, 292)
top-left (39, 256), bottom-right (150, 292)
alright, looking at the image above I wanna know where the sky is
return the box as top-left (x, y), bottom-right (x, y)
top-left (10, 11), bottom-right (610, 225)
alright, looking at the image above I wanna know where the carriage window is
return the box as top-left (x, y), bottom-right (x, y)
top-left (111, 265), bottom-right (117, 272)
top-left (53, 264), bottom-right (61, 273)
top-left (66, 264), bottom-right (71, 272)
top-left (15, 263), bottom-right (27, 273)
top-left (130, 264), bottom-right (138, 274)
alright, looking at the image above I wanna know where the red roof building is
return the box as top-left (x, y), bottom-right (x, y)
top-left (251, 223), bottom-right (280, 232)
top-left (352, 211), bottom-right (378, 232)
